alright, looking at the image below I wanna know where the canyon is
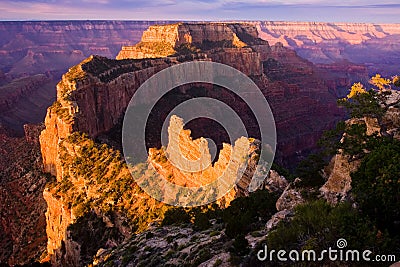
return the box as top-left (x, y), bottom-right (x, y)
top-left (33, 22), bottom-right (343, 266)
top-left (0, 124), bottom-right (48, 266)
top-left (0, 21), bottom-right (399, 266)
top-left (115, 22), bottom-right (345, 166)
top-left (36, 22), bottom-right (275, 266)
top-left (0, 21), bottom-right (161, 134)
top-left (1, 21), bottom-right (400, 134)
top-left (258, 21), bottom-right (400, 76)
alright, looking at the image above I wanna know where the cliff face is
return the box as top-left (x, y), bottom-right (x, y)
top-left (39, 28), bottom-right (265, 264)
top-left (140, 23), bottom-right (258, 47)
top-left (116, 23), bottom-right (342, 167)
top-left (0, 21), bottom-right (162, 133)
top-left (117, 23), bottom-right (260, 60)
top-left (258, 21), bottom-right (400, 76)
top-left (0, 21), bottom-right (160, 73)
top-left (259, 22), bottom-right (400, 46)
top-left (117, 23), bottom-right (265, 77)
top-left (0, 124), bottom-right (48, 266)
top-left (39, 54), bottom-right (209, 177)
top-left (209, 48), bottom-right (262, 76)
top-left (148, 116), bottom-right (261, 207)
top-left (38, 22), bottom-right (346, 265)
top-left (1, 20), bottom-right (398, 133)
top-left (41, 116), bottom-right (260, 266)
top-left (259, 43), bottom-right (343, 165)
top-left (40, 22), bottom-right (343, 177)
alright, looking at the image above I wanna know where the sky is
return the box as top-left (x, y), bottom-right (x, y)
top-left (1, 0), bottom-right (400, 23)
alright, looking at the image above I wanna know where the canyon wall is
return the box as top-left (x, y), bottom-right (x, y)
top-left (39, 54), bottom-right (209, 177)
top-left (39, 30), bottom-right (265, 264)
top-left (0, 21), bottom-right (162, 74)
top-left (2, 20), bottom-right (396, 133)
top-left (117, 23), bottom-right (260, 60)
top-left (37, 22), bottom-right (346, 265)
top-left (259, 22), bottom-right (400, 46)
top-left (41, 22), bottom-right (343, 179)
top-left (0, 20), bottom-right (164, 133)
top-left (0, 74), bottom-right (49, 112)
top-left (0, 124), bottom-right (48, 266)
top-left (258, 21), bottom-right (400, 76)
top-left (4, 20), bottom-right (398, 266)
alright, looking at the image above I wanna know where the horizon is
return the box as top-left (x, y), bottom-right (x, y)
top-left (1, 1), bottom-right (400, 23)
top-left (1, 19), bottom-right (400, 25)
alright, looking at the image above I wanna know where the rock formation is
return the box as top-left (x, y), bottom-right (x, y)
top-left (275, 178), bottom-right (305, 212)
top-left (1, 20), bottom-right (399, 133)
top-left (117, 23), bottom-right (265, 76)
top-left (259, 22), bottom-right (400, 46)
top-left (263, 170), bottom-right (288, 193)
top-left (116, 22), bottom-right (344, 166)
top-left (39, 43), bottom-right (265, 265)
top-left (2, 20), bottom-right (399, 266)
top-left (321, 91), bottom-right (400, 204)
top-left (117, 23), bottom-right (259, 60)
top-left (0, 124), bottom-right (49, 266)
top-left (320, 117), bottom-right (381, 204)
top-left (258, 21), bottom-right (400, 76)
top-left (37, 22), bottom-right (352, 266)
top-left (0, 21), bottom-right (161, 133)
top-left (148, 115), bottom-right (261, 207)
top-left (40, 115), bottom-right (260, 266)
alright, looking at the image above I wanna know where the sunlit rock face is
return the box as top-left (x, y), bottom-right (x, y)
top-left (0, 21), bottom-right (161, 133)
top-left (37, 22), bottom-right (354, 265)
top-left (117, 23), bottom-right (260, 59)
top-left (117, 23), bottom-right (265, 76)
top-left (259, 22), bottom-right (400, 46)
top-left (147, 115), bottom-right (262, 207)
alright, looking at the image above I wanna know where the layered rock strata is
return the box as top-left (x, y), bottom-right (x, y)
top-left (258, 21), bottom-right (400, 76)
top-left (38, 22), bottom-right (344, 266)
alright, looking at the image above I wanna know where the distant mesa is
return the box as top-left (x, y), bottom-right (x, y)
top-left (259, 22), bottom-right (400, 46)
top-left (116, 22), bottom-right (264, 60)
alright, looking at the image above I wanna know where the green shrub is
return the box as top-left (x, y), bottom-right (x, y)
top-left (161, 207), bottom-right (191, 226)
top-left (338, 89), bottom-right (385, 119)
top-left (295, 153), bottom-right (326, 188)
top-left (266, 201), bottom-right (393, 256)
top-left (223, 190), bottom-right (278, 238)
top-left (209, 230), bottom-right (220, 237)
top-left (213, 258), bottom-right (223, 266)
top-left (351, 138), bottom-right (400, 235)
top-left (193, 248), bottom-right (212, 266)
top-left (231, 235), bottom-right (249, 256)
top-left (194, 212), bottom-right (211, 230)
